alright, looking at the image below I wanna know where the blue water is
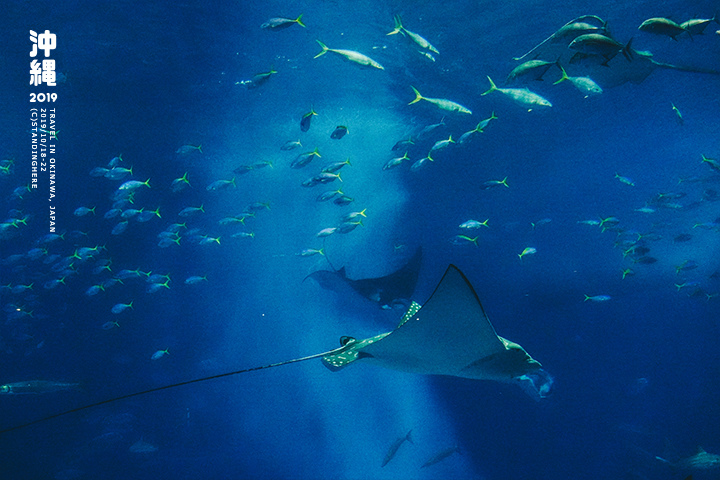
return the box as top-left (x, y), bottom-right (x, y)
top-left (2, 1), bottom-right (720, 479)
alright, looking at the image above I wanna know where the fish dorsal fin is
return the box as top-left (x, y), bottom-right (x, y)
top-left (696, 446), bottom-right (707, 454)
top-left (337, 266), bottom-right (347, 278)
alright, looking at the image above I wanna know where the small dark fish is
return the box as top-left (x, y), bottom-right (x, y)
top-left (382, 430), bottom-right (413, 467)
top-left (417, 118), bottom-right (445, 139)
top-left (635, 256), bottom-right (658, 264)
top-left (628, 245), bottom-right (650, 256)
top-left (655, 191), bottom-right (687, 201)
top-left (421, 445), bottom-right (461, 468)
top-left (330, 125), bottom-right (348, 139)
top-left (676, 260), bottom-right (698, 272)
top-left (321, 159), bottom-right (351, 173)
top-left (300, 108), bottom-right (317, 132)
top-left (316, 189), bottom-right (343, 202)
top-left (281, 139), bottom-right (302, 151)
top-left (233, 165), bottom-right (254, 175)
top-left (703, 189), bottom-right (719, 201)
top-left (480, 177), bottom-right (509, 189)
top-left (336, 220), bottom-right (362, 234)
top-left (291, 148), bottom-right (321, 169)
top-left (392, 137), bottom-right (414, 151)
top-left (673, 233), bottom-right (693, 242)
top-left (301, 177), bottom-right (320, 188)
top-left (333, 195), bottom-right (354, 206)
top-left (245, 68), bottom-right (277, 88)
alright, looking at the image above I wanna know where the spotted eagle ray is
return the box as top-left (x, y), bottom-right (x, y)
top-left (322, 265), bottom-right (549, 389)
top-left (0, 264), bottom-right (550, 434)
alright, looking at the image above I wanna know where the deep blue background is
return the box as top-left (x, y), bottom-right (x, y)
top-left (1, 1), bottom-right (719, 479)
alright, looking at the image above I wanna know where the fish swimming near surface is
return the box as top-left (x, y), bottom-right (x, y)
top-left (306, 247), bottom-right (422, 309)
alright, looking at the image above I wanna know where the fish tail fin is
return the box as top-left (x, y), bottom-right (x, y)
top-left (622, 37), bottom-right (634, 61)
top-left (295, 14), bottom-right (305, 27)
top-left (408, 86), bottom-right (423, 105)
top-left (406, 430), bottom-right (413, 444)
top-left (388, 14), bottom-right (402, 35)
top-left (314, 40), bottom-right (329, 58)
top-left (481, 76), bottom-right (497, 95)
top-left (553, 64), bottom-right (569, 85)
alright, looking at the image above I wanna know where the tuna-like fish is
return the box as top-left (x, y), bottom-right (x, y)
top-left (506, 59), bottom-right (560, 84)
top-left (118, 178), bottom-right (150, 191)
top-left (568, 34), bottom-right (633, 64)
top-left (409, 86), bottom-right (471, 114)
top-left (387, 15), bottom-right (439, 54)
top-left (639, 17), bottom-right (690, 40)
top-left (553, 65), bottom-right (603, 96)
top-left (314, 41), bottom-right (384, 70)
top-left (680, 13), bottom-right (718, 35)
top-left (481, 77), bottom-right (552, 109)
top-left (260, 15), bottom-right (305, 30)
